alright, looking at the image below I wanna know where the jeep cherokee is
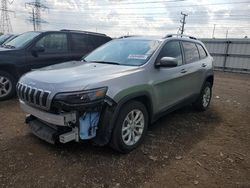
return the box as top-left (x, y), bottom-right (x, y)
top-left (17, 34), bottom-right (214, 153)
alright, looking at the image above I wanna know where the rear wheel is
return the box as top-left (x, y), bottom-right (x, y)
top-left (193, 82), bottom-right (212, 111)
top-left (0, 71), bottom-right (16, 101)
top-left (110, 101), bottom-right (148, 153)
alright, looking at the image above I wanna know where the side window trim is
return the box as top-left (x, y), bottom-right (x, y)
top-left (195, 43), bottom-right (201, 60)
top-left (65, 32), bottom-right (70, 53)
top-left (180, 41), bottom-right (186, 64)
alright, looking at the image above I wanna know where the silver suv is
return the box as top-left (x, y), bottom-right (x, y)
top-left (17, 34), bottom-right (214, 153)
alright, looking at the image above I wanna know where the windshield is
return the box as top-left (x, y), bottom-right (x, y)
top-left (84, 39), bottom-right (160, 66)
top-left (2, 35), bottom-right (17, 44)
top-left (0, 34), bottom-right (11, 44)
top-left (3, 32), bottom-right (40, 49)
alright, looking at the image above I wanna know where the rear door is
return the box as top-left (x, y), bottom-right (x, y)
top-left (25, 32), bottom-right (71, 70)
top-left (181, 41), bottom-right (203, 96)
top-left (70, 33), bottom-right (95, 60)
top-left (196, 43), bottom-right (210, 89)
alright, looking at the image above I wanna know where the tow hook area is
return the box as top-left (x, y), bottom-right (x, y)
top-left (25, 111), bottom-right (101, 144)
top-left (59, 127), bottom-right (79, 143)
top-left (26, 115), bottom-right (79, 144)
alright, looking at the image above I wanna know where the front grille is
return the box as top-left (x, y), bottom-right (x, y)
top-left (17, 83), bottom-right (51, 109)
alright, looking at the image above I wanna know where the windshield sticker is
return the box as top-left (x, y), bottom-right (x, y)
top-left (128, 54), bottom-right (148, 60)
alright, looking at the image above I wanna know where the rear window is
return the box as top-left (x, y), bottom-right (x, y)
top-left (182, 41), bottom-right (200, 64)
top-left (197, 44), bottom-right (207, 59)
top-left (71, 34), bottom-right (94, 53)
top-left (88, 35), bottom-right (111, 48)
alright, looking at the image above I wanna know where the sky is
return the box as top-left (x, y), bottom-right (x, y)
top-left (3, 0), bottom-right (250, 38)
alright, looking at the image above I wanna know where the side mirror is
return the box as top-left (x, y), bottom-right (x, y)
top-left (31, 46), bottom-right (45, 57)
top-left (156, 57), bottom-right (178, 68)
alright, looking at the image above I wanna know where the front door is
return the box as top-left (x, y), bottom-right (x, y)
top-left (25, 32), bottom-right (71, 72)
top-left (152, 40), bottom-right (189, 113)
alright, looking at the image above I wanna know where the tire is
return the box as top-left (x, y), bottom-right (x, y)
top-left (110, 101), bottom-right (148, 153)
top-left (193, 82), bottom-right (212, 111)
top-left (0, 71), bottom-right (16, 101)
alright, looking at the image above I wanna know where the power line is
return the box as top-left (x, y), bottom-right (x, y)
top-left (49, 1), bottom-right (250, 11)
top-left (91, 0), bottom-right (186, 5)
top-left (0, 0), bottom-right (14, 33)
top-left (46, 20), bottom-right (250, 29)
top-left (25, 0), bottom-right (48, 31)
top-left (46, 9), bottom-right (250, 18)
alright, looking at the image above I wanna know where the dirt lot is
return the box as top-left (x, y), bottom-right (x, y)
top-left (0, 72), bottom-right (249, 188)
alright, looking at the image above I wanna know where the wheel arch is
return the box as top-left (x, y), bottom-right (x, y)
top-left (205, 74), bottom-right (214, 86)
top-left (199, 74), bottom-right (214, 94)
top-left (114, 92), bottom-right (154, 123)
top-left (0, 64), bottom-right (19, 80)
top-left (94, 91), bottom-right (154, 146)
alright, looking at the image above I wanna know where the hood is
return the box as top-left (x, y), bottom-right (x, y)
top-left (19, 61), bottom-right (140, 92)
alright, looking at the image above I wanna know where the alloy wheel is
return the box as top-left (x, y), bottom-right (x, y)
top-left (0, 76), bottom-right (12, 98)
top-left (202, 86), bottom-right (211, 108)
top-left (121, 109), bottom-right (145, 146)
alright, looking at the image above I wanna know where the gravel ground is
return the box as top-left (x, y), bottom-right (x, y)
top-left (0, 71), bottom-right (249, 188)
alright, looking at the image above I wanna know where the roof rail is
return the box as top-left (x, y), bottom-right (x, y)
top-left (60, 29), bottom-right (107, 36)
top-left (118, 35), bottom-right (141, 39)
top-left (164, 34), bottom-right (197, 40)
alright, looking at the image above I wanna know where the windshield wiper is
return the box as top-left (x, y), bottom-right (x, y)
top-left (1, 44), bottom-right (15, 49)
top-left (91, 61), bottom-right (121, 65)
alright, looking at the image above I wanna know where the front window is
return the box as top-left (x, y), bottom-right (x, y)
top-left (84, 39), bottom-right (160, 66)
top-left (3, 31), bottom-right (40, 49)
top-left (35, 33), bottom-right (68, 53)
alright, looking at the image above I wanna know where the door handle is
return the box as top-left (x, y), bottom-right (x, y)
top-left (202, 63), bottom-right (207, 67)
top-left (180, 69), bottom-right (187, 73)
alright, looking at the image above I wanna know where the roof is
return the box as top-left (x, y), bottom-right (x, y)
top-left (117, 34), bottom-right (201, 43)
top-left (118, 35), bottom-right (165, 41)
top-left (37, 30), bottom-right (110, 38)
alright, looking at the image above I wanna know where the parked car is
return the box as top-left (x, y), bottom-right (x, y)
top-left (17, 34), bottom-right (214, 153)
top-left (0, 30), bottom-right (112, 101)
top-left (0, 34), bottom-right (15, 45)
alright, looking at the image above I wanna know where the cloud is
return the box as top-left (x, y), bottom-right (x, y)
top-left (6, 0), bottom-right (250, 38)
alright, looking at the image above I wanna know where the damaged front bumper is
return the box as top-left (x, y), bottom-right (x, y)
top-left (20, 100), bottom-right (77, 126)
top-left (21, 100), bottom-right (79, 144)
top-left (20, 97), bottom-right (117, 145)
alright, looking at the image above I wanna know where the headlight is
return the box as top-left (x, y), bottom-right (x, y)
top-left (54, 87), bottom-right (108, 105)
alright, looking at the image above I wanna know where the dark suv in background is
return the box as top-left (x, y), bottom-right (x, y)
top-left (0, 30), bottom-right (112, 101)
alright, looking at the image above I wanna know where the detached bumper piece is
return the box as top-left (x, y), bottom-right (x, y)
top-left (27, 116), bottom-right (79, 144)
top-left (29, 118), bottom-right (59, 144)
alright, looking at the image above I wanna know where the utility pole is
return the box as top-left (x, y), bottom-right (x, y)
top-left (212, 24), bottom-right (216, 38)
top-left (32, 8), bottom-right (35, 31)
top-left (178, 12), bottom-right (188, 35)
top-left (226, 29), bottom-right (229, 39)
top-left (0, 0), bottom-right (14, 34)
top-left (25, 0), bottom-right (48, 31)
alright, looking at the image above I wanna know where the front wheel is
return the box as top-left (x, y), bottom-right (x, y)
top-left (110, 101), bottom-right (148, 153)
top-left (193, 82), bottom-right (212, 111)
top-left (0, 71), bottom-right (16, 101)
